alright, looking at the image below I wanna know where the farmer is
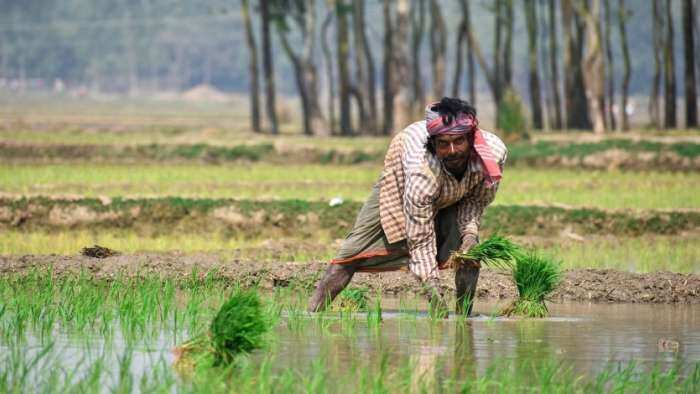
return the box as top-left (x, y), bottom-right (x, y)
top-left (308, 97), bottom-right (507, 316)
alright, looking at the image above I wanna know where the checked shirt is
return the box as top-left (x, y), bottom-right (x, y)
top-left (378, 121), bottom-right (508, 281)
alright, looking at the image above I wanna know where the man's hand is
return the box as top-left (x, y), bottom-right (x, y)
top-left (423, 278), bottom-right (449, 319)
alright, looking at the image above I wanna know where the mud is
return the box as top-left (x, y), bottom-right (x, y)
top-left (3, 197), bottom-right (698, 237)
top-left (2, 253), bottom-right (698, 304)
top-left (2, 141), bottom-right (699, 170)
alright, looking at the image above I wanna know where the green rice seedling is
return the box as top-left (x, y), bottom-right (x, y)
top-left (334, 287), bottom-right (369, 312)
top-left (503, 252), bottom-right (561, 318)
top-left (367, 295), bottom-right (382, 328)
top-left (175, 288), bottom-right (270, 369)
top-left (452, 234), bottom-right (524, 270)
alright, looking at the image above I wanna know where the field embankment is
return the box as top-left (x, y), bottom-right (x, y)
top-left (2, 253), bottom-right (698, 304)
top-left (2, 196), bottom-right (698, 238)
top-left (2, 139), bottom-right (700, 170)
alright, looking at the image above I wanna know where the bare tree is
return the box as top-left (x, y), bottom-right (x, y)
top-left (603, 0), bottom-right (617, 130)
top-left (241, 0), bottom-right (261, 133)
top-left (548, 0), bottom-right (563, 129)
top-left (664, 0), bottom-right (677, 128)
top-left (336, 0), bottom-right (353, 135)
top-left (650, 0), bottom-right (663, 129)
top-left (352, 0), bottom-right (378, 134)
top-left (524, 0), bottom-right (543, 129)
top-left (260, 0), bottom-right (279, 134)
top-left (411, 0), bottom-right (426, 113)
top-left (393, 0), bottom-right (412, 129)
top-left (683, 0), bottom-right (698, 128)
top-left (562, 0), bottom-right (591, 129)
top-left (580, 0), bottom-right (607, 134)
top-left (429, 0), bottom-right (446, 100)
top-left (274, 0), bottom-right (328, 136)
top-left (618, 0), bottom-right (631, 131)
top-left (382, 0), bottom-right (395, 135)
top-left (320, 7), bottom-right (336, 134)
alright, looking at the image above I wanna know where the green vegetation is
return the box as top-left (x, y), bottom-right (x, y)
top-left (177, 289), bottom-right (270, 368)
top-left (497, 88), bottom-right (530, 141)
top-left (505, 253), bottom-right (562, 318)
top-left (2, 164), bottom-right (698, 209)
top-left (336, 287), bottom-right (370, 312)
top-left (453, 234), bottom-right (524, 270)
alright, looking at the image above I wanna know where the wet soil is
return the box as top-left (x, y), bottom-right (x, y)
top-left (2, 253), bottom-right (698, 304)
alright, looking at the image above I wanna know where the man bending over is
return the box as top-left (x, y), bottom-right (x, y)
top-left (308, 97), bottom-right (507, 316)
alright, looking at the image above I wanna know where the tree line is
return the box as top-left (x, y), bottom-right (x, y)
top-left (244, 0), bottom-right (698, 136)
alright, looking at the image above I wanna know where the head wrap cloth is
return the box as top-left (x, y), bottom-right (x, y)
top-left (425, 102), bottom-right (502, 187)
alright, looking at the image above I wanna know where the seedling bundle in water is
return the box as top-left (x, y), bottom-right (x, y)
top-left (503, 252), bottom-right (561, 318)
top-left (175, 288), bottom-right (270, 370)
top-left (335, 287), bottom-right (369, 312)
top-left (453, 235), bottom-right (561, 318)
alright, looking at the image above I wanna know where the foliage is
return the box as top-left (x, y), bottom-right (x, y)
top-left (177, 288), bottom-right (270, 368)
top-left (452, 234), bottom-right (524, 270)
top-left (505, 252), bottom-right (561, 318)
top-left (497, 88), bottom-right (530, 142)
top-left (335, 287), bottom-right (369, 312)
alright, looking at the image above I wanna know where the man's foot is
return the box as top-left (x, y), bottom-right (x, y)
top-left (307, 264), bottom-right (356, 312)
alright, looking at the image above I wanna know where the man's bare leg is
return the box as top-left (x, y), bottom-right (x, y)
top-left (455, 262), bottom-right (480, 315)
top-left (307, 264), bottom-right (356, 312)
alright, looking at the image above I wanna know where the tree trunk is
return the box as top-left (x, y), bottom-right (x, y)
top-left (664, 0), bottom-right (677, 129)
top-left (562, 0), bottom-right (591, 129)
top-left (548, 0), bottom-right (563, 129)
top-left (581, 0), bottom-right (607, 134)
top-left (603, 0), bottom-right (617, 130)
top-left (382, 0), bottom-right (395, 135)
top-left (683, 0), bottom-right (698, 128)
top-left (321, 9), bottom-right (336, 134)
top-left (393, 0), bottom-right (412, 130)
top-left (355, 0), bottom-right (378, 134)
top-left (410, 0), bottom-right (427, 114)
top-left (465, 0), bottom-right (476, 105)
top-left (241, 0), bottom-right (261, 133)
top-left (352, 0), bottom-right (368, 133)
top-left (650, 0), bottom-right (663, 129)
top-left (429, 0), bottom-right (446, 100)
top-left (276, 0), bottom-right (327, 136)
top-left (618, 0), bottom-right (631, 131)
top-left (524, 0), bottom-right (543, 129)
top-left (260, 0), bottom-right (279, 134)
top-left (337, 0), bottom-right (353, 135)
top-left (503, 0), bottom-right (514, 87)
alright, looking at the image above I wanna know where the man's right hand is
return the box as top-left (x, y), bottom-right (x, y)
top-left (423, 278), bottom-right (449, 319)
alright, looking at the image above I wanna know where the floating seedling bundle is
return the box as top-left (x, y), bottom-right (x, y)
top-left (453, 235), bottom-right (561, 318)
top-left (334, 286), bottom-right (369, 312)
top-left (174, 288), bottom-right (270, 370)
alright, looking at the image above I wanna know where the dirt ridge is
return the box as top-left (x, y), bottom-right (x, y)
top-left (1, 253), bottom-right (698, 304)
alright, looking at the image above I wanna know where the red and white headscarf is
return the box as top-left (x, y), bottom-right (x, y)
top-left (425, 103), bottom-right (502, 187)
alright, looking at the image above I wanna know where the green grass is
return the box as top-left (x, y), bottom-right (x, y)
top-left (453, 234), bottom-right (524, 270)
top-left (506, 253), bottom-right (562, 318)
top-left (1, 164), bottom-right (698, 209)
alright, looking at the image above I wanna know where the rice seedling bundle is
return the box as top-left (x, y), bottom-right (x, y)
top-left (175, 288), bottom-right (270, 369)
top-left (335, 287), bottom-right (369, 312)
top-left (503, 253), bottom-right (561, 318)
top-left (452, 234), bottom-right (524, 270)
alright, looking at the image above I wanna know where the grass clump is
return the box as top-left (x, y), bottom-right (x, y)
top-left (504, 252), bottom-right (561, 318)
top-left (335, 287), bottom-right (369, 312)
top-left (175, 288), bottom-right (270, 369)
top-left (452, 234), bottom-right (524, 270)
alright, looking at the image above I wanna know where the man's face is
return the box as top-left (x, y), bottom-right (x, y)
top-left (434, 133), bottom-right (469, 173)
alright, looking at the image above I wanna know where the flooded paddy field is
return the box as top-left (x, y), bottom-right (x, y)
top-left (1, 272), bottom-right (699, 392)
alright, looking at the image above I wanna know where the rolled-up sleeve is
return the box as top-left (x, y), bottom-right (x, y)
top-left (403, 170), bottom-right (439, 281)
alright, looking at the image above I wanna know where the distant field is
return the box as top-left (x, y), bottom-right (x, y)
top-left (1, 163), bottom-right (698, 209)
top-left (2, 229), bottom-right (696, 273)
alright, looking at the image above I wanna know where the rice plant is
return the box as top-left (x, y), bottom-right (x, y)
top-left (452, 234), bottom-right (524, 270)
top-left (503, 252), bottom-right (561, 318)
top-left (175, 288), bottom-right (270, 369)
top-left (335, 287), bottom-right (369, 312)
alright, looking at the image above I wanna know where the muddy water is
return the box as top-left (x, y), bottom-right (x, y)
top-left (274, 301), bottom-right (700, 379)
top-left (8, 302), bottom-right (700, 389)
